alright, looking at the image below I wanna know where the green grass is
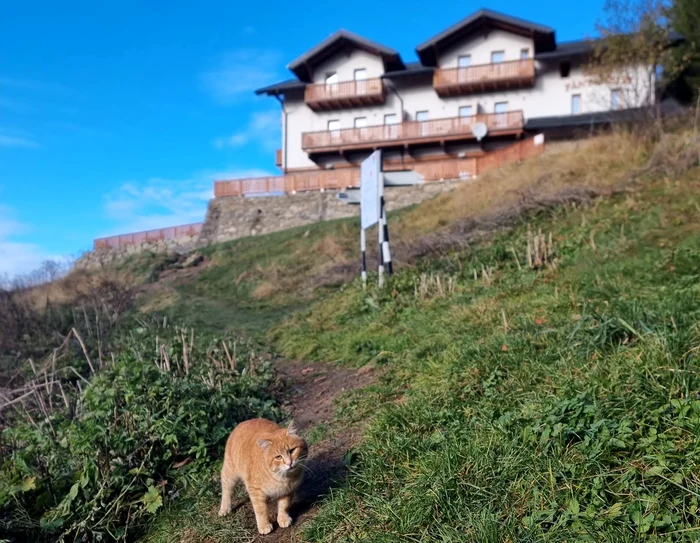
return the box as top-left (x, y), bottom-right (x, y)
top-left (274, 171), bottom-right (700, 542)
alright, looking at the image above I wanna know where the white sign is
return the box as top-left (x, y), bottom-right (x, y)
top-left (360, 150), bottom-right (381, 230)
top-left (534, 133), bottom-right (545, 145)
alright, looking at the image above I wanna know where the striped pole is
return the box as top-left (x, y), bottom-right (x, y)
top-left (381, 196), bottom-right (393, 275)
top-left (377, 172), bottom-right (385, 287)
top-left (360, 228), bottom-right (367, 287)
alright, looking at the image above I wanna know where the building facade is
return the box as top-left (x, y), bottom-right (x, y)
top-left (255, 9), bottom-right (654, 176)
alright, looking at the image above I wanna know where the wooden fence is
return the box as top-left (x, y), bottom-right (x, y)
top-left (215, 136), bottom-right (544, 198)
top-left (94, 222), bottom-right (203, 250)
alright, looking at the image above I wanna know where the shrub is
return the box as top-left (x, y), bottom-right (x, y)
top-left (0, 324), bottom-right (280, 542)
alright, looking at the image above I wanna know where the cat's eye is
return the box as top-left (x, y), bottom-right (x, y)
top-left (275, 455), bottom-right (283, 460)
top-left (289, 447), bottom-right (297, 454)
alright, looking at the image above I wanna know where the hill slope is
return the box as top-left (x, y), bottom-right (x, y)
top-left (135, 126), bottom-right (700, 542)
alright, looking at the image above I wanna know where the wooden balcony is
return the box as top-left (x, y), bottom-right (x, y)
top-left (301, 111), bottom-right (524, 153)
top-left (434, 59), bottom-right (535, 96)
top-left (304, 78), bottom-right (386, 111)
top-left (275, 149), bottom-right (282, 168)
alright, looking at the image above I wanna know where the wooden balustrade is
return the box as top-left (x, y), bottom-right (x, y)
top-left (302, 111), bottom-right (524, 152)
top-left (304, 78), bottom-right (385, 110)
top-left (434, 59), bottom-right (535, 96)
top-left (215, 135), bottom-right (544, 199)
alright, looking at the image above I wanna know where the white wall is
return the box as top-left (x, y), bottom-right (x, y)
top-left (311, 48), bottom-right (386, 84)
top-left (438, 29), bottom-right (533, 67)
top-left (280, 36), bottom-right (655, 169)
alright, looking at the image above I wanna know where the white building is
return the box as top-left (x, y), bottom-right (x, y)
top-left (243, 9), bottom-right (654, 191)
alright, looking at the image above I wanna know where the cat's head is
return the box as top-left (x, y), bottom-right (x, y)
top-left (257, 421), bottom-right (308, 477)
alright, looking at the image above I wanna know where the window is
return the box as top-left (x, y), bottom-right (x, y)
top-left (354, 117), bottom-right (367, 128)
top-left (571, 94), bottom-right (581, 114)
top-left (328, 119), bottom-right (340, 139)
top-left (520, 48), bottom-right (529, 60)
top-left (459, 105), bottom-right (473, 117)
top-left (384, 113), bottom-right (398, 137)
top-left (491, 51), bottom-right (505, 63)
top-left (559, 61), bottom-right (571, 78)
top-left (416, 110), bottom-right (429, 136)
top-left (611, 89), bottom-right (621, 110)
top-left (494, 102), bottom-right (508, 128)
top-left (384, 114), bottom-right (398, 124)
top-left (458, 55), bottom-right (472, 68)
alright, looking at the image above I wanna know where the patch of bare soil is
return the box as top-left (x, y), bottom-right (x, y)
top-left (237, 359), bottom-right (376, 542)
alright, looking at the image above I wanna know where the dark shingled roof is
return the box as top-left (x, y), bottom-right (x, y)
top-left (382, 62), bottom-right (434, 80)
top-left (287, 29), bottom-right (404, 82)
top-left (255, 79), bottom-right (306, 97)
top-left (535, 38), bottom-right (598, 61)
top-left (416, 8), bottom-right (556, 66)
top-left (525, 101), bottom-right (683, 131)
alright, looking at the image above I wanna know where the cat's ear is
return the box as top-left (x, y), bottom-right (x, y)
top-left (257, 439), bottom-right (271, 449)
top-left (287, 420), bottom-right (300, 437)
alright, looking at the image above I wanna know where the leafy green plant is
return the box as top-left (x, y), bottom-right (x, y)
top-left (0, 323), bottom-right (280, 542)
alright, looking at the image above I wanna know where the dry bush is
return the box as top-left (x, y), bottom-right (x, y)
top-left (251, 281), bottom-right (280, 300)
top-left (312, 234), bottom-right (349, 263)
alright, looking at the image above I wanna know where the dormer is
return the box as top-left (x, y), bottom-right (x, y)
top-left (416, 9), bottom-right (555, 96)
top-left (287, 30), bottom-right (404, 111)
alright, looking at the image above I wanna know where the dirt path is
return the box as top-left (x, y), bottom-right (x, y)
top-left (238, 359), bottom-right (376, 542)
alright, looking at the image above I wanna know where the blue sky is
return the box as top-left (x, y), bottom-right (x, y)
top-left (0, 0), bottom-right (605, 277)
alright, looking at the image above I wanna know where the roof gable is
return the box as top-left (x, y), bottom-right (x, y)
top-left (416, 8), bottom-right (556, 66)
top-left (287, 29), bottom-right (404, 82)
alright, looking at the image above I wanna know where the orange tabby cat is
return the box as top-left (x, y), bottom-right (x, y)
top-left (219, 418), bottom-right (308, 535)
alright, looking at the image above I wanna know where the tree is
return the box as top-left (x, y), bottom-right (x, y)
top-left (668, 0), bottom-right (700, 101)
top-left (590, 0), bottom-right (673, 111)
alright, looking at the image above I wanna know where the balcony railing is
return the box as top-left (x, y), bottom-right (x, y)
top-left (302, 111), bottom-right (524, 152)
top-left (304, 78), bottom-right (386, 110)
top-left (214, 136), bottom-right (545, 199)
top-left (94, 222), bottom-right (203, 249)
top-left (434, 59), bottom-right (535, 96)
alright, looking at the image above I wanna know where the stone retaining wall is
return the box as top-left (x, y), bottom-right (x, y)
top-left (198, 180), bottom-right (464, 245)
top-left (76, 179), bottom-right (466, 269)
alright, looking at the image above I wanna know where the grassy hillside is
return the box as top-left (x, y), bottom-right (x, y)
top-left (4, 125), bottom-right (699, 542)
top-left (272, 134), bottom-right (700, 541)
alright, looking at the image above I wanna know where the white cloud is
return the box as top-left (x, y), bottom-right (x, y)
top-left (0, 133), bottom-right (39, 148)
top-left (100, 167), bottom-right (274, 237)
top-left (0, 205), bottom-right (62, 278)
top-left (200, 49), bottom-right (282, 104)
top-left (213, 110), bottom-right (280, 150)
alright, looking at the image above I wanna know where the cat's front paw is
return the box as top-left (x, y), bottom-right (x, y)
top-left (257, 522), bottom-right (274, 535)
top-left (278, 512), bottom-right (293, 528)
top-left (218, 505), bottom-right (231, 517)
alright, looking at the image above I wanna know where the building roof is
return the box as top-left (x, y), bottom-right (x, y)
top-left (287, 29), bottom-right (405, 82)
top-left (416, 8), bottom-right (556, 66)
top-left (525, 102), bottom-right (682, 130)
top-left (535, 38), bottom-right (598, 61)
top-left (255, 79), bottom-right (306, 97)
top-left (536, 31), bottom-right (684, 62)
top-left (382, 62), bottom-right (434, 80)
